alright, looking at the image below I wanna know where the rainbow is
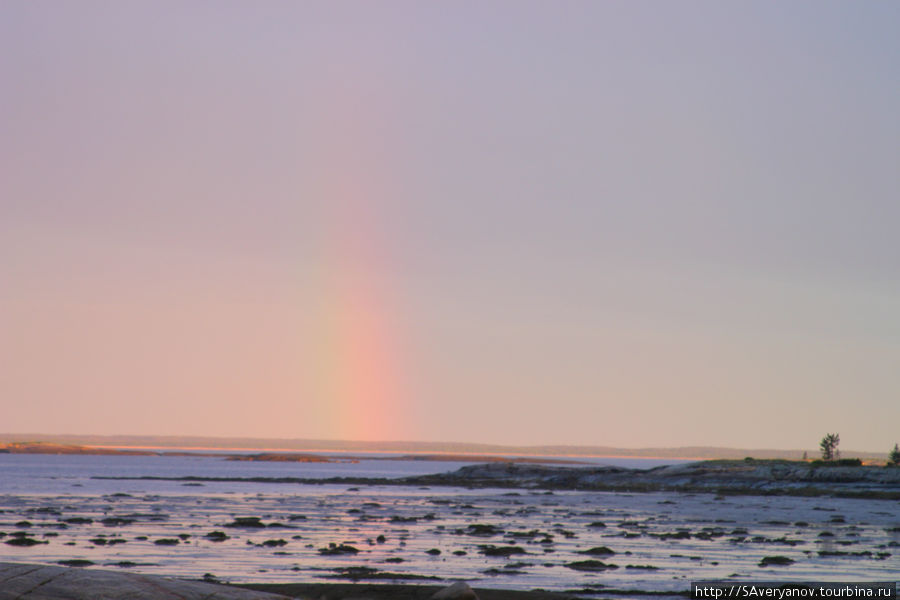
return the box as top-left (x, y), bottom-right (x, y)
top-left (305, 73), bottom-right (407, 442)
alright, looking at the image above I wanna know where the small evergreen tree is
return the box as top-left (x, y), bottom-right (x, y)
top-left (820, 433), bottom-right (839, 461)
top-left (889, 443), bottom-right (900, 466)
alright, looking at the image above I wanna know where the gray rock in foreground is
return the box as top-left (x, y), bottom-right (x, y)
top-left (0, 563), bottom-right (295, 600)
top-left (430, 581), bottom-right (479, 600)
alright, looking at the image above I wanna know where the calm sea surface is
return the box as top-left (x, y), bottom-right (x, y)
top-left (0, 453), bottom-right (688, 496)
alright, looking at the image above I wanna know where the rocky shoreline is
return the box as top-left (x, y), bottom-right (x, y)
top-left (409, 460), bottom-right (900, 497)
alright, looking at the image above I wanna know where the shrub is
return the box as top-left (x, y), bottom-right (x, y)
top-left (888, 444), bottom-right (900, 467)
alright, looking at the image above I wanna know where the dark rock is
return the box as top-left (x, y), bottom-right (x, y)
top-left (225, 517), bottom-right (266, 528)
top-left (154, 538), bottom-right (180, 545)
top-left (506, 529), bottom-right (541, 539)
top-left (465, 524), bottom-right (503, 536)
top-left (477, 545), bottom-right (526, 557)
top-left (759, 555), bottom-right (795, 566)
top-left (4, 537), bottom-right (46, 546)
top-left (565, 559), bottom-right (619, 571)
top-left (63, 518), bottom-right (93, 524)
top-left (58, 560), bottom-right (94, 567)
top-left (578, 546), bottom-right (615, 556)
top-left (318, 543), bottom-right (359, 555)
top-left (652, 530), bottom-right (691, 540)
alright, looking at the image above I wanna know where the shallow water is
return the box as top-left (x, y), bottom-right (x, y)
top-left (1, 454), bottom-right (898, 593)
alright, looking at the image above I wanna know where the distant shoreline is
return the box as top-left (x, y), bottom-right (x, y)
top-left (94, 445), bottom-right (698, 462)
top-left (0, 433), bottom-right (889, 460)
top-left (0, 442), bottom-right (597, 465)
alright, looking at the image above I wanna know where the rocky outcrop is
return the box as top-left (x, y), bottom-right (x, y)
top-left (0, 563), bottom-right (294, 600)
top-left (408, 460), bottom-right (900, 497)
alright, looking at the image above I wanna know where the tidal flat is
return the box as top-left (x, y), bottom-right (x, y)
top-left (2, 481), bottom-right (899, 595)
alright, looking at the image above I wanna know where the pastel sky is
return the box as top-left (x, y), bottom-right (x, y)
top-left (2, 2), bottom-right (898, 451)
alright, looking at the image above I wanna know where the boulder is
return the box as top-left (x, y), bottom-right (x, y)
top-left (430, 581), bottom-right (479, 600)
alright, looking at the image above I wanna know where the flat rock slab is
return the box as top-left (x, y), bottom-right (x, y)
top-left (0, 563), bottom-right (296, 600)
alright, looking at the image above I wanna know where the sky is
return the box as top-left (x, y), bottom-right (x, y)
top-left (1, 2), bottom-right (898, 451)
